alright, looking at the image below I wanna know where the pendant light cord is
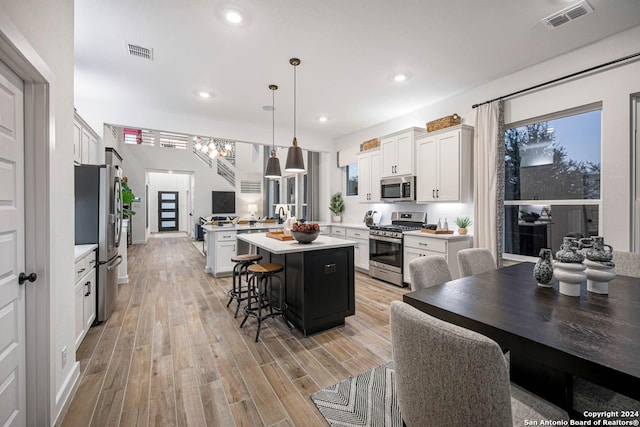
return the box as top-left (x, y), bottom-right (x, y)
top-left (272, 88), bottom-right (275, 151)
top-left (293, 63), bottom-right (297, 139)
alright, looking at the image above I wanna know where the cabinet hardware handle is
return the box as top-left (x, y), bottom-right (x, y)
top-left (355, 233), bottom-right (360, 236)
top-left (432, 189), bottom-right (435, 198)
top-left (78, 268), bottom-right (85, 273)
top-left (436, 189), bottom-right (439, 198)
top-left (418, 242), bottom-right (428, 246)
top-left (85, 281), bottom-right (91, 296)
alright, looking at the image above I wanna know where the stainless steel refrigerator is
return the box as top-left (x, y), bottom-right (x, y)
top-left (75, 164), bottom-right (123, 322)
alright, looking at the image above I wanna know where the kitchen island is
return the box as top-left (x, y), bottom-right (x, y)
top-left (237, 233), bottom-right (356, 336)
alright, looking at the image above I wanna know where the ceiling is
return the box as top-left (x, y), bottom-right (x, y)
top-left (74, 0), bottom-right (640, 140)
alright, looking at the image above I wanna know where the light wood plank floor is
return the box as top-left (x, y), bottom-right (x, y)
top-left (59, 235), bottom-right (408, 427)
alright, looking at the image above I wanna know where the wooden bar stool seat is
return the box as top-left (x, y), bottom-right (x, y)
top-left (240, 262), bottom-right (292, 341)
top-left (226, 254), bottom-right (263, 318)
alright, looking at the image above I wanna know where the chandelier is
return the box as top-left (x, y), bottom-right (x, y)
top-left (193, 136), bottom-right (236, 159)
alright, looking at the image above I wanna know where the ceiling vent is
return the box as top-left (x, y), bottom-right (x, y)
top-left (126, 43), bottom-right (153, 60)
top-left (542, 1), bottom-right (594, 28)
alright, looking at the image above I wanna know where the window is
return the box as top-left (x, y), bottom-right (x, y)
top-left (503, 107), bottom-right (601, 258)
top-left (346, 162), bottom-right (358, 196)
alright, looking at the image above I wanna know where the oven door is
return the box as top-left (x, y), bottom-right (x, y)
top-left (369, 235), bottom-right (403, 271)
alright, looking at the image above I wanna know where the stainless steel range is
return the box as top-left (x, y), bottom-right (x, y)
top-left (369, 211), bottom-right (426, 287)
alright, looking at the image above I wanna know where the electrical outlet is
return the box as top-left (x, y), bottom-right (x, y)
top-left (61, 347), bottom-right (67, 370)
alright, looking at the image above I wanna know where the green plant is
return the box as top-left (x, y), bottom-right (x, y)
top-left (121, 178), bottom-right (136, 216)
top-left (329, 192), bottom-right (345, 216)
top-left (454, 216), bottom-right (472, 228)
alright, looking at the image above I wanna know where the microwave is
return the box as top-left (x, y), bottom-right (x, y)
top-left (380, 176), bottom-right (415, 202)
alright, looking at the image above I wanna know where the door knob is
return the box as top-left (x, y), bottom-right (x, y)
top-left (19, 272), bottom-right (37, 285)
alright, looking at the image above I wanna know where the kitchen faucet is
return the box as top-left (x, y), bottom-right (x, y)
top-left (277, 206), bottom-right (286, 224)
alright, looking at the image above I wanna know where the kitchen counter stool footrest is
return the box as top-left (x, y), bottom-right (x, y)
top-left (240, 262), bottom-right (292, 342)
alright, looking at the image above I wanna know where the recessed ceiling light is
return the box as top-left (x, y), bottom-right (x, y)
top-left (393, 73), bottom-right (407, 82)
top-left (198, 91), bottom-right (211, 98)
top-left (318, 116), bottom-right (328, 122)
top-left (225, 10), bottom-right (243, 24)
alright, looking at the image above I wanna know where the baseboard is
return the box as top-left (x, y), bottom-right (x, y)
top-left (53, 361), bottom-right (80, 425)
top-left (132, 239), bottom-right (146, 245)
top-left (118, 275), bottom-right (129, 284)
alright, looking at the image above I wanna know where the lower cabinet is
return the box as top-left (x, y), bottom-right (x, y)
top-left (74, 250), bottom-right (97, 350)
top-left (346, 228), bottom-right (369, 271)
top-left (403, 234), bottom-right (472, 285)
top-left (216, 241), bottom-right (237, 274)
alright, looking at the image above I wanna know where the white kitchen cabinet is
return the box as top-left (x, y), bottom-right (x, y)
top-left (357, 149), bottom-right (381, 202)
top-left (331, 226), bottom-right (346, 238)
top-left (403, 233), bottom-right (472, 285)
top-left (74, 248), bottom-right (97, 350)
top-left (380, 127), bottom-right (425, 178)
top-left (346, 228), bottom-right (369, 271)
top-left (74, 111), bottom-right (100, 165)
top-left (416, 125), bottom-right (473, 203)
top-left (213, 230), bottom-right (238, 275)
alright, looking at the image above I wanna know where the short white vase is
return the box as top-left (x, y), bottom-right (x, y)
top-left (584, 259), bottom-right (616, 295)
top-left (553, 261), bottom-right (586, 297)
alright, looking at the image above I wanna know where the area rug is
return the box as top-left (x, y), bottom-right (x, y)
top-left (311, 362), bottom-right (402, 427)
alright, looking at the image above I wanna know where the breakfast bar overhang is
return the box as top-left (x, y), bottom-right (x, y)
top-left (236, 233), bottom-right (356, 336)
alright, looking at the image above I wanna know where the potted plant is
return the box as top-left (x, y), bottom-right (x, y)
top-left (455, 216), bottom-right (472, 235)
top-left (329, 192), bottom-right (345, 223)
top-left (121, 177), bottom-right (136, 217)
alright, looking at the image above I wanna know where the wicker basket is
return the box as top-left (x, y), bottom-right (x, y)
top-left (426, 114), bottom-right (461, 132)
top-left (360, 138), bottom-right (380, 151)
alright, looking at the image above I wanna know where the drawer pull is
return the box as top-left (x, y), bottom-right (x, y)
top-left (84, 281), bottom-right (91, 297)
top-left (418, 243), bottom-right (428, 246)
top-left (78, 268), bottom-right (86, 273)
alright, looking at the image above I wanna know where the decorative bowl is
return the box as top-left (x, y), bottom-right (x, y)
top-left (290, 230), bottom-right (320, 244)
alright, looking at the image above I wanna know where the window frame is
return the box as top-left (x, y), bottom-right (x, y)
top-left (344, 162), bottom-right (358, 197)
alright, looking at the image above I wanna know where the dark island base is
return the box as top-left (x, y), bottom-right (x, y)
top-left (257, 246), bottom-right (355, 336)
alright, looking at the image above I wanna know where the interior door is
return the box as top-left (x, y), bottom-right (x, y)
top-left (158, 191), bottom-right (179, 231)
top-left (0, 60), bottom-right (26, 427)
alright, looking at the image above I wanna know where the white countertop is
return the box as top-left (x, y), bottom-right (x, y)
top-left (403, 230), bottom-right (473, 241)
top-left (75, 244), bottom-right (98, 261)
top-left (237, 233), bottom-right (356, 254)
top-left (331, 223), bottom-right (370, 230)
top-left (202, 222), bottom-right (336, 233)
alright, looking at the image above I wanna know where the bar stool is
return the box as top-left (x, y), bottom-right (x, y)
top-left (240, 262), bottom-right (292, 342)
top-left (227, 254), bottom-right (263, 318)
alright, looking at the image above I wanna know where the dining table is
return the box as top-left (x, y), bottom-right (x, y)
top-left (403, 262), bottom-right (640, 413)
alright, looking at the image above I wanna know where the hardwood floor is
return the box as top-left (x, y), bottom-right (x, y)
top-left (60, 236), bottom-right (408, 426)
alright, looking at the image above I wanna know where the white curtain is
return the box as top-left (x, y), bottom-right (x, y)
top-left (473, 101), bottom-right (504, 266)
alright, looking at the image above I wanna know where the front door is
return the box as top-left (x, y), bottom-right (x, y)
top-left (0, 60), bottom-right (26, 426)
top-left (158, 191), bottom-right (179, 231)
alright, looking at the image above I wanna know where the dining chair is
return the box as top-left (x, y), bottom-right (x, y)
top-left (390, 301), bottom-right (568, 426)
top-left (612, 251), bottom-right (640, 278)
top-left (408, 255), bottom-right (452, 291)
top-left (457, 248), bottom-right (496, 277)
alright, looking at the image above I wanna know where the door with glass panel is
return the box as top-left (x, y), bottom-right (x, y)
top-left (158, 191), bottom-right (179, 231)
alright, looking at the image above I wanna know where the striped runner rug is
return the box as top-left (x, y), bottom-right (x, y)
top-left (311, 362), bottom-right (402, 427)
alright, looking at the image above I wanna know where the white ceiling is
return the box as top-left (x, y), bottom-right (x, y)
top-left (74, 0), bottom-right (640, 141)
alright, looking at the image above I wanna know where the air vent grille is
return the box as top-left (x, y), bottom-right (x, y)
top-left (141, 130), bottom-right (155, 146)
top-left (240, 181), bottom-right (262, 194)
top-left (126, 43), bottom-right (153, 60)
top-left (542, 0), bottom-right (593, 28)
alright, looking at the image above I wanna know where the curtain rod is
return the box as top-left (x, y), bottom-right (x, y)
top-left (471, 51), bottom-right (640, 109)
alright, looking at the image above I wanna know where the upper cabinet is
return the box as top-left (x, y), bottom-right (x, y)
top-left (357, 149), bottom-right (381, 203)
top-left (416, 125), bottom-right (473, 203)
top-left (74, 111), bottom-right (100, 165)
top-left (380, 127), bottom-right (425, 178)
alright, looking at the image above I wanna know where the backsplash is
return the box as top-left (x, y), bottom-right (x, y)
top-left (340, 197), bottom-right (474, 232)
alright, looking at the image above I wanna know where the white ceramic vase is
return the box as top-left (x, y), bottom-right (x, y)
top-left (553, 261), bottom-right (586, 297)
top-left (332, 215), bottom-right (342, 223)
top-left (584, 259), bottom-right (616, 294)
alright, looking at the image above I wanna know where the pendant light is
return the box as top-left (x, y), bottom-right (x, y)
top-left (285, 57), bottom-right (305, 173)
top-left (265, 84), bottom-right (282, 178)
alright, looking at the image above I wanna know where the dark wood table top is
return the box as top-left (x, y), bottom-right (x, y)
top-left (403, 262), bottom-right (640, 400)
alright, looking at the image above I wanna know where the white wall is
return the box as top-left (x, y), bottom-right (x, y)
top-left (336, 25), bottom-right (640, 250)
top-left (148, 172), bottom-right (191, 233)
top-left (0, 0), bottom-right (76, 421)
